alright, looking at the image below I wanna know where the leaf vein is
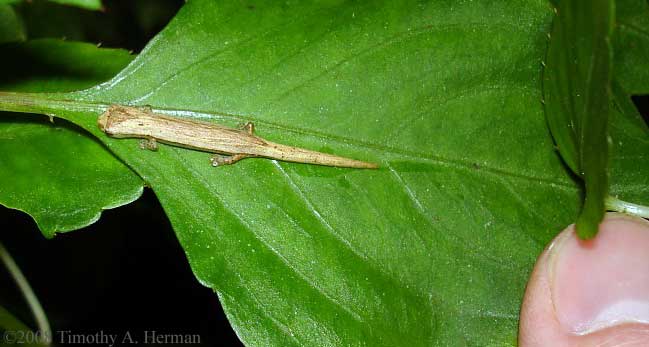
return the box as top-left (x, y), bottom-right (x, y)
top-left (170, 149), bottom-right (365, 323)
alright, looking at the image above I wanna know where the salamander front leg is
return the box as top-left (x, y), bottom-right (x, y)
top-left (240, 122), bottom-right (255, 135)
top-left (135, 104), bottom-right (153, 113)
top-left (210, 153), bottom-right (249, 167)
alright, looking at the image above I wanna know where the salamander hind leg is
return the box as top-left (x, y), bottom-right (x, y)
top-left (210, 153), bottom-right (249, 167)
top-left (139, 137), bottom-right (158, 151)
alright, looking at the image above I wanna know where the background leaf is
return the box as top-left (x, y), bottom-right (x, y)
top-left (542, 0), bottom-right (614, 238)
top-left (46, 0), bottom-right (101, 11)
top-left (615, 0), bottom-right (649, 94)
top-left (0, 304), bottom-right (30, 333)
top-left (609, 82), bottom-right (649, 205)
top-left (7, 0), bottom-right (182, 52)
top-left (0, 39), bottom-right (134, 92)
top-left (0, 305), bottom-right (45, 347)
top-left (0, 4), bottom-right (25, 44)
top-left (0, 39), bottom-right (142, 236)
top-left (0, 0), bottom-right (102, 11)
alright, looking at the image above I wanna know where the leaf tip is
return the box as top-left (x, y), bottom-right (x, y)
top-left (575, 216), bottom-right (600, 240)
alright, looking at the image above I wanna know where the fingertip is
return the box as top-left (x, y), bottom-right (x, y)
top-left (519, 213), bottom-right (649, 347)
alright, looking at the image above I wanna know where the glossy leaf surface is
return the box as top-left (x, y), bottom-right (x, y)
top-left (0, 0), bottom-right (648, 345)
top-left (0, 40), bottom-right (142, 236)
top-left (543, 0), bottom-right (614, 238)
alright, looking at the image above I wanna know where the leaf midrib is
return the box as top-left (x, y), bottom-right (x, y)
top-left (0, 91), bottom-right (578, 193)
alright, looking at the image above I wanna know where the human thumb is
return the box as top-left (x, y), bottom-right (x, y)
top-left (519, 213), bottom-right (649, 347)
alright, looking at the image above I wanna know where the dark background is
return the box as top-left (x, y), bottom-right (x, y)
top-left (0, 191), bottom-right (243, 346)
top-left (1, 1), bottom-right (648, 347)
top-left (1, 0), bottom-right (243, 346)
top-left (634, 96), bottom-right (649, 125)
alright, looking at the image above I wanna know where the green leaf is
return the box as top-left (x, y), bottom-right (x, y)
top-left (2, 1), bottom-right (581, 345)
top-left (0, 0), bottom-right (644, 344)
top-left (0, 0), bottom-right (102, 11)
top-left (0, 116), bottom-right (142, 237)
top-left (543, 0), bottom-right (614, 239)
top-left (615, 0), bottom-right (649, 94)
top-left (0, 5), bottom-right (25, 44)
top-left (0, 305), bottom-right (45, 347)
top-left (609, 82), bottom-right (649, 205)
top-left (0, 39), bottom-right (135, 92)
top-left (47, 0), bottom-right (101, 11)
top-left (11, 0), bottom-right (182, 48)
top-left (0, 40), bottom-right (142, 237)
top-left (0, 305), bottom-right (30, 332)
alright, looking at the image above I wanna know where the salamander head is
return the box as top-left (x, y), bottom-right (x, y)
top-left (97, 105), bottom-right (140, 136)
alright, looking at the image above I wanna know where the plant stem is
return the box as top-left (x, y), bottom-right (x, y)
top-left (606, 196), bottom-right (649, 219)
top-left (0, 91), bottom-right (245, 124)
top-left (0, 241), bottom-right (51, 346)
top-left (0, 91), bottom-right (105, 115)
